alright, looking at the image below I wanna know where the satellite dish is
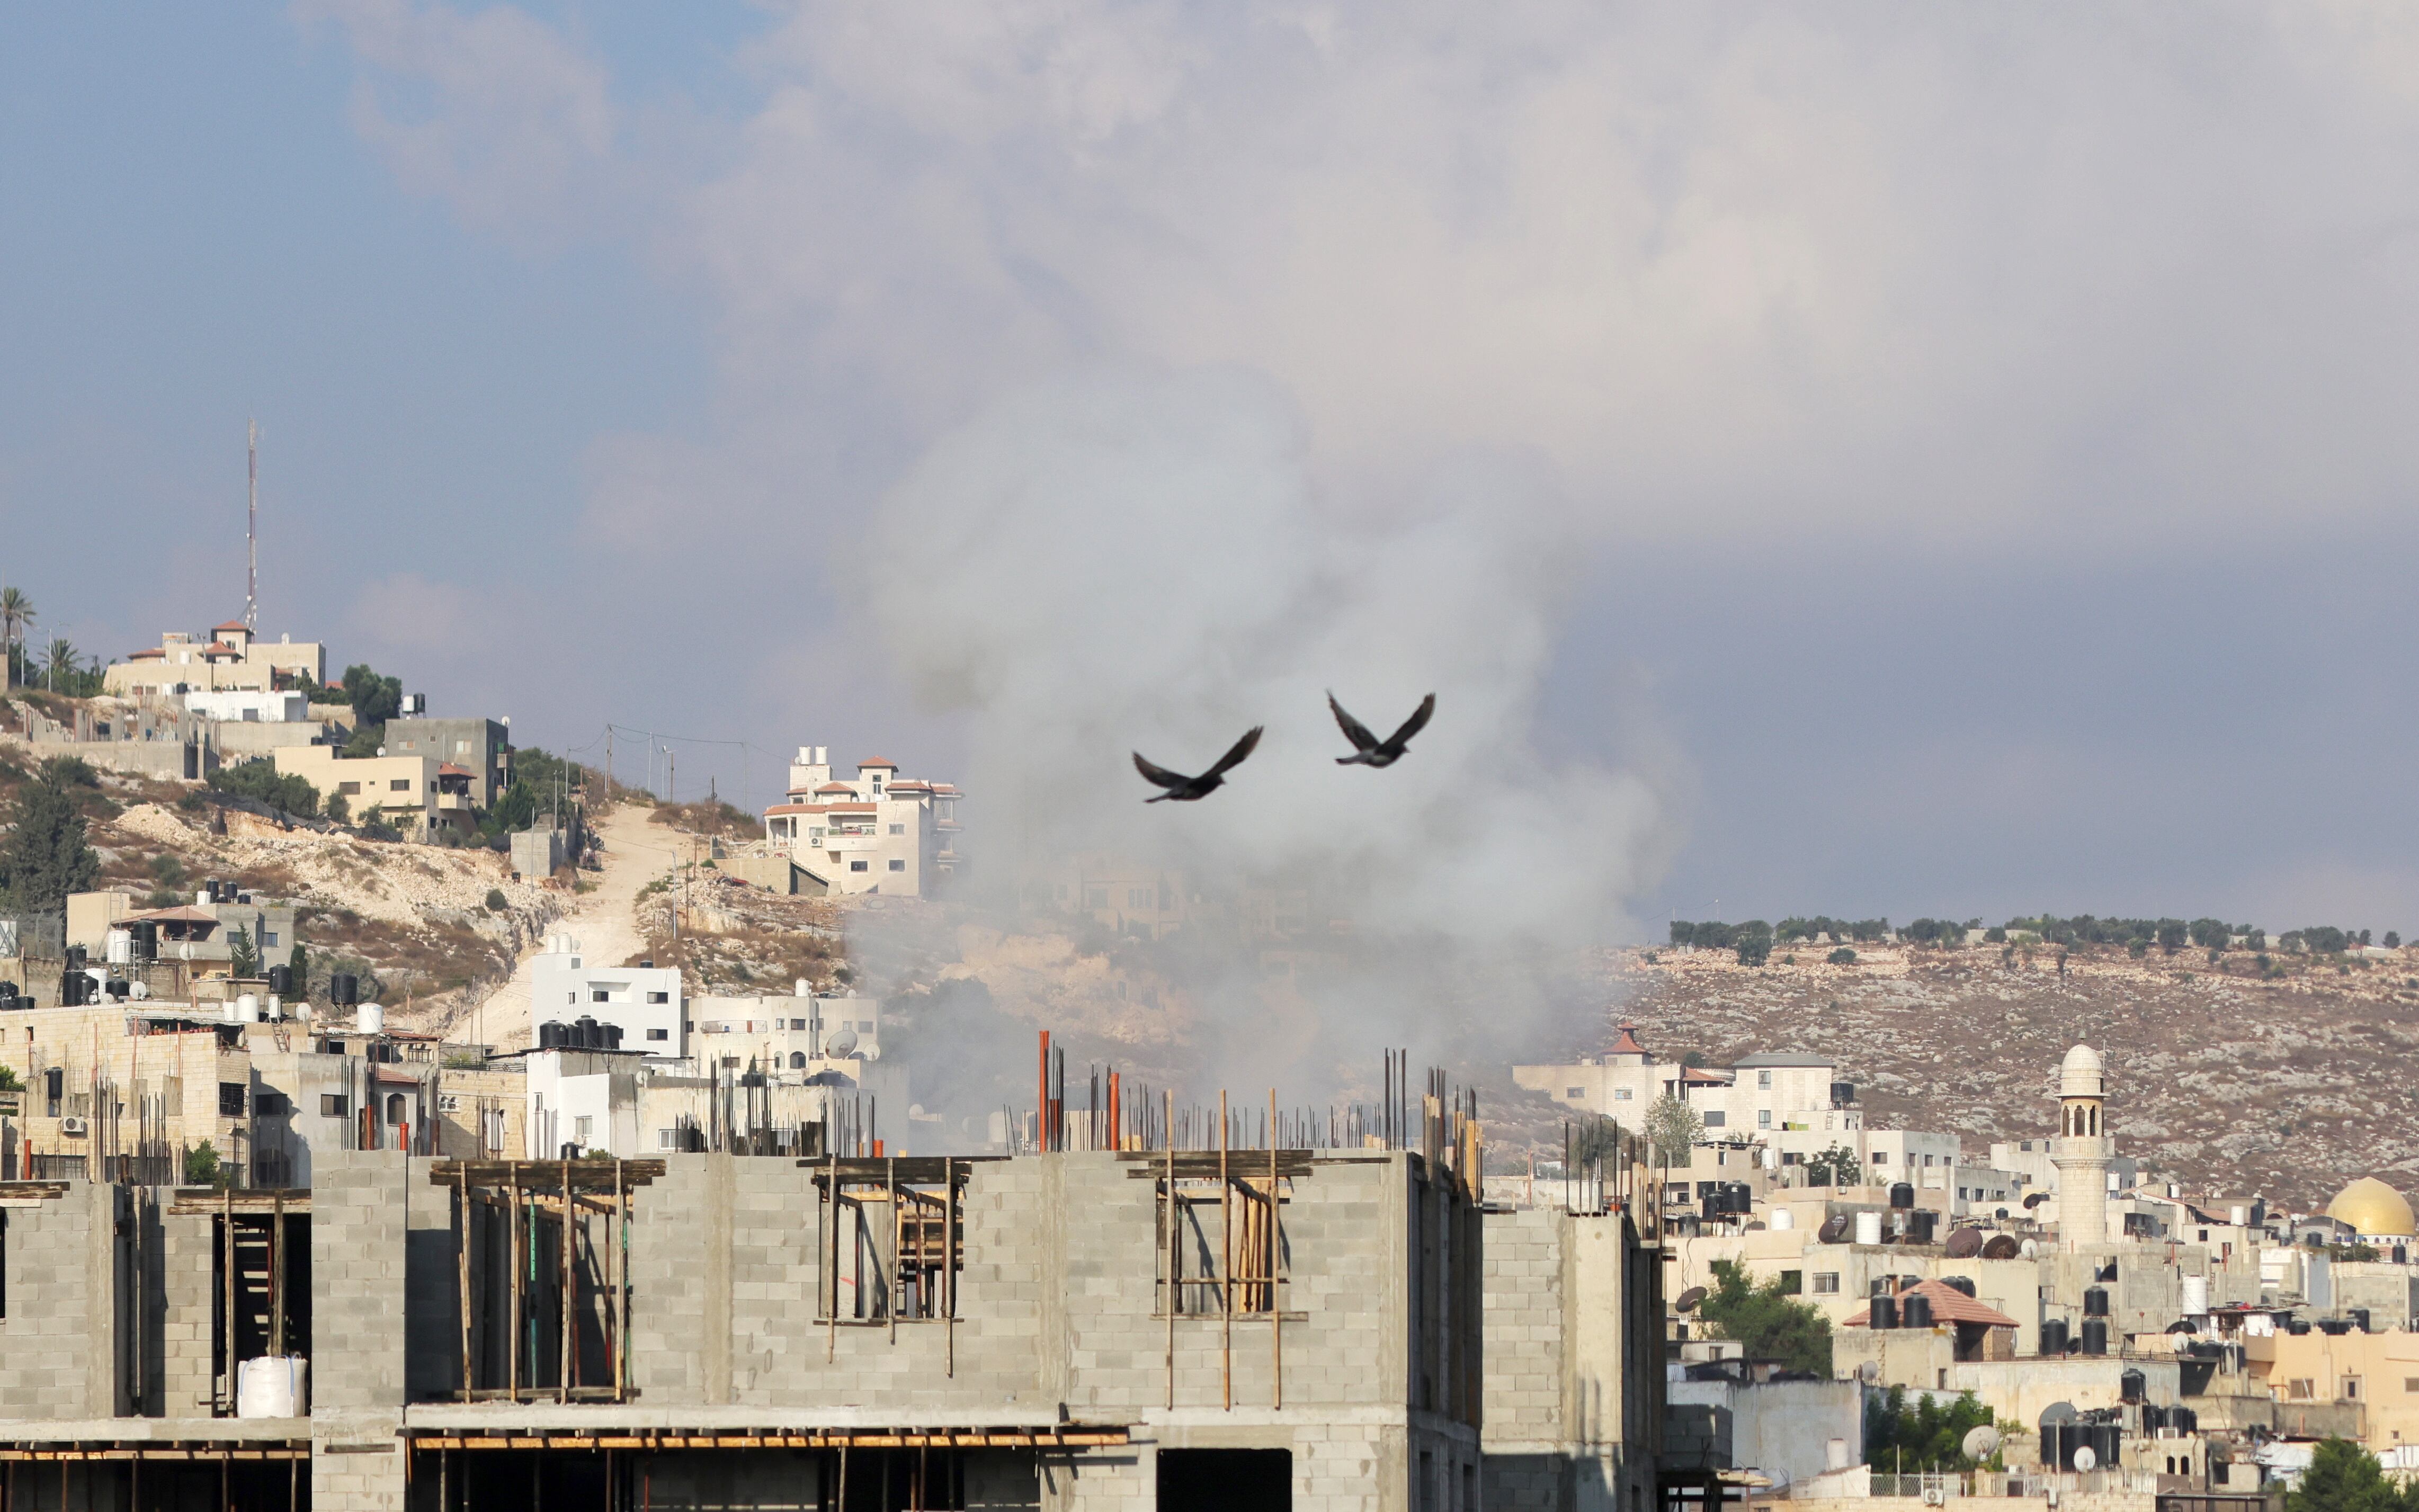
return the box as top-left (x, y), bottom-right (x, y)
top-left (2024, 1192), bottom-right (2051, 1209)
top-left (1982, 1234), bottom-right (2023, 1260)
top-left (1676, 1286), bottom-right (1708, 1312)
top-left (825, 1026), bottom-right (859, 1057)
top-left (1962, 1426), bottom-right (2002, 1461)
top-left (1945, 1227), bottom-right (1985, 1258)
top-left (2039, 1401), bottom-right (2078, 1426)
top-left (2072, 1446), bottom-right (2097, 1474)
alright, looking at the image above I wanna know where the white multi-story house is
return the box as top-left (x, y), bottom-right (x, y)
top-left (528, 936), bottom-right (684, 1056)
top-left (104, 621), bottom-right (327, 696)
top-left (759, 746), bottom-right (962, 897)
top-left (1516, 1028), bottom-right (1863, 1138)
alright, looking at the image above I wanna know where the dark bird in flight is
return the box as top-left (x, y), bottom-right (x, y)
top-left (1328, 691), bottom-right (1435, 767)
top-left (1133, 726), bottom-right (1263, 802)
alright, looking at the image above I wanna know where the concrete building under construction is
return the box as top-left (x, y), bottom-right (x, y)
top-left (0, 1076), bottom-right (1664, 1511)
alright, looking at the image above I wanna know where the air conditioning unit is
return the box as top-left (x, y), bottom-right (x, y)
top-left (60, 1116), bottom-right (87, 1137)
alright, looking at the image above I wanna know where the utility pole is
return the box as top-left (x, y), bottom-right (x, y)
top-left (246, 419), bottom-right (260, 632)
top-left (604, 727), bottom-right (614, 804)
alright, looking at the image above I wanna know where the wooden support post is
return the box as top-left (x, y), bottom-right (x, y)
top-left (1164, 1088), bottom-right (1176, 1411)
top-left (1220, 1089), bottom-right (1231, 1411)
top-left (457, 1170), bottom-right (472, 1398)
top-left (887, 1155), bottom-right (899, 1344)
top-left (220, 1187), bottom-right (234, 1415)
top-left (1271, 1087), bottom-right (1282, 1409)
top-left (943, 1157), bottom-right (956, 1379)
top-left (507, 1168), bottom-right (521, 1404)
top-left (612, 1159), bottom-right (626, 1403)
top-left (560, 1158), bottom-right (574, 1401)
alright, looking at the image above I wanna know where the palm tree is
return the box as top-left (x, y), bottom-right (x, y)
top-left (0, 587), bottom-right (31, 690)
top-left (41, 637), bottom-right (78, 693)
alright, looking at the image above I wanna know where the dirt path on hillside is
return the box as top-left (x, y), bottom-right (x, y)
top-left (441, 805), bottom-right (681, 1050)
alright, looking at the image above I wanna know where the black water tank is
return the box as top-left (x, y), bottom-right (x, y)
top-left (2171, 1407), bottom-right (2197, 1434)
top-left (65, 945), bottom-right (85, 971)
top-left (332, 973), bottom-right (359, 1006)
top-left (1890, 1182), bottom-right (1915, 1210)
top-left (2288, 1317), bottom-right (2311, 1335)
top-left (56, 971), bottom-right (83, 1007)
top-left (0, 981), bottom-right (19, 1009)
top-left (267, 964), bottom-right (293, 996)
top-left (129, 920), bottom-right (156, 962)
top-left (2120, 1368), bottom-right (2146, 1402)
top-left (1942, 1275), bottom-right (1977, 1298)
top-left (2351, 1308), bottom-right (2372, 1334)
top-left (2141, 1403), bottom-right (2165, 1432)
top-left (538, 1021), bottom-right (564, 1050)
top-left (2040, 1318), bottom-right (2070, 1354)
top-left (2083, 1286), bottom-right (2110, 1317)
top-left (1726, 1182), bottom-right (1753, 1214)
top-left (1871, 1293), bottom-right (1900, 1329)
top-left (2081, 1318), bottom-right (2109, 1356)
top-left (1902, 1293), bottom-right (1934, 1330)
top-left (104, 979), bottom-right (129, 1000)
top-left (1908, 1210), bottom-right (1939, 1245)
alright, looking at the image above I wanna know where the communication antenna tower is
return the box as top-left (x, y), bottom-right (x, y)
top-left (246, 418), bottom-right (260, 632)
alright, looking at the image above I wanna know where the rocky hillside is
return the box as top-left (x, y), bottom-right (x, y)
top-left (1585, 940), bottom-right (2419, 1210)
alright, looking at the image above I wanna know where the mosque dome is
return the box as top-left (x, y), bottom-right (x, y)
top-left (2058, 1043), bottom-right (2104, 1098)
top-left (2326, 1177), bottom-right (2416, 1239)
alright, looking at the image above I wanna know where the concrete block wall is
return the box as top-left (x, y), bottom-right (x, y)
top-left (1483, 1209), bottom-right (1569, 1448)
top-left (155, 1206), bottom-right (221, 1417)
top-left (0, 1183), bottom-right (123, 1420)
top-left (311, 1151), bottom-right (408, 1512)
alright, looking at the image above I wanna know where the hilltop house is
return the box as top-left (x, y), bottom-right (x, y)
top-left (760, 746), bottom-right (961, 897)
top-left (102, 621), bottom-right (326, 696)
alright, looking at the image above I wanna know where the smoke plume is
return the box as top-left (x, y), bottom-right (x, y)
top-left (864, 364), bottom-right (1675, 1103)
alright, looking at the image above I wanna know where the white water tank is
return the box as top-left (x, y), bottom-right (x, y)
top-left (1771, 1207), bottom-right (1796, 1231)
top-left (265, 995), bottom-right (281, 1022)
top-left (105, 929), bottom-right (131, 966)
top-left (2230, 1205), bottom-right (2249, 1226)
top-left (1854, 1210), bottom-right (1884, 1246)
top-left (236, 994), bottom-right (261, 1023)
top-left (235, 1356), bottom-right (308, 1418)
top-left (358, 1003), bottom-right (385, 1035)
top-left (2181, 1275), bottom-right (2209, 1314)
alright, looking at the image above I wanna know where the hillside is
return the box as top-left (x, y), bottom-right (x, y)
top-left (1584, 940), bottom-right (2419, 1210)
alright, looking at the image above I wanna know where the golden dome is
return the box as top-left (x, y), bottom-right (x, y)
top-left (2326, 1177), bottom-right (2416, 1238)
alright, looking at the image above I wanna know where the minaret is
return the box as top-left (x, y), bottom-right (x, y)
top-left (2052, 1043), bottom-right (2111, 1248)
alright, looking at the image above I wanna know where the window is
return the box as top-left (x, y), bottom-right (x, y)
top-left (850, 861), bottom-right (869, 872)
top-left (1778, 1271), bottom-right (1803, 1295)
top-left (256, 1091), bottom-right (290, 1117)
top-left (261, 931), bottom-right (278, 947)
top-left (2402, 1378), bottom-right (2419, 1394)
top-left (1759, 1110), bottom-right (1772, 1129)
top-left (1566, 1087), bottom-right (1586, 1099)
top-left (573, 1116), bottom-right (593, 1144)
top-left (322, 1094), bottom-right (350, 1119)
top-left (647, 991), bottom-right (668, 1004)
top-left (658, 1129), bottom-right (681, 1150)
top-left (2345, 1377), bottom-right (2362, 1400)
top-left (389, 777), bottom-right (412, 792)
top-left (1614, 1087), bottom-right (1633, 1101)
top-left (338, 781), bottom-right (361, 796)
top-left (2288, 1379), bottom-right (2315, 1400)
top-left (889, 859), bottom-right (906, 871)
top-left (219, 1082), bottom-right (247, 1117)
top-left (1871, 1151), bottom-right (1888, 1165)
top-left (1757, 1071), bottom-right (1772, 1089)
top-left (2199, 1229), bottom-right (2210, 1242)
top-left (646, 1028), bottom-right (668, 1041)
top-left (889, 824), bottom-right (906, 835)
top-left (1701, 1111), bottom-right (1725, 1128)
top-left (1813, 1273), bottom-right (1841, 1294)
top-left (790, 1052), bottom-right (808, 1069)
top-left (592, 989), bottom-right (611, 1002)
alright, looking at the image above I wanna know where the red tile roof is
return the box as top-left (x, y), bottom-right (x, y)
top-left (200, 642), bottom-right (241, 658)
top-left (1680, 1066), bottom-right (1732, 1085)
top-left (123, 905), bottom-right (220, 925)
top-left (213, 620), bottom-right (250, 632)
top-left (437, 763), bottom-right (474, 777)
top-left (1844, 1279), bottom-right (2019, 1329)
top-left (856, 757), bottom-right (899, 770)
top-left (1609, 1022), bottom-right (1649, 1057)
top-left (815, 783), bottom-right (855, 794)
top-left (129, 648), bottom-right (164, 659)
top-left (823, 802), bottom-right (877, 812)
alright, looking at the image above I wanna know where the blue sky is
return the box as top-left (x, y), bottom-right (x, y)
top-left (6, 3), bottom-right (2419, 938)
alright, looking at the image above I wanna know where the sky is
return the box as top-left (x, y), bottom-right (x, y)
top-left (6, 2), bottom-right (2419, 939)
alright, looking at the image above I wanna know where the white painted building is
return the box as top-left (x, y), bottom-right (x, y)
top-left (182, 689), bottom-right (310, 722)
top-left (528, 935), bottom-right (684, 1056)
top-left (760, 747), bottom-right (962, 897)
top-left (689, 990), bottom-right (880, 1069)
top-left (1515, 1028), bottom-right (1862, 1137)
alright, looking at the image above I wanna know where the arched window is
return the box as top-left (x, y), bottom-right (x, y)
top-left (2089, 1106), bottom-right (2099, 1135)
top-left (385, 1092), bottom-right (407, 1125)
top-left (790, 1052), bottom-right (807, 1070)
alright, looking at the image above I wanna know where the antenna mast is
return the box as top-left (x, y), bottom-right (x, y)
top-left (245, 419), bottom-right (260, 631)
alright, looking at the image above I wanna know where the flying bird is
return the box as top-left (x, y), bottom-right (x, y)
top-left (1328, 691), bottom-right (1435, 767)
top-left (1133, 727), bottom-right (1263, 802)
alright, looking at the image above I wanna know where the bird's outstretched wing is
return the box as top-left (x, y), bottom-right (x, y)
top-left (1327, 692), bottom-right (1380, 753)
top-left (1383, 693), bottom-right (1436, 751)
top-left (1132, 751), bottom-right (1190, 791)
top-left (1201, 726), bottom-right (1264, 780)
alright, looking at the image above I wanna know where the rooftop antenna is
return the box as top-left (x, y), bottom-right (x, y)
top-left (246, 418), bottom-right (260, 632)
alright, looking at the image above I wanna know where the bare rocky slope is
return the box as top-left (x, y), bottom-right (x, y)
top-left (1585, 941), bottom-right (2419, 1210)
